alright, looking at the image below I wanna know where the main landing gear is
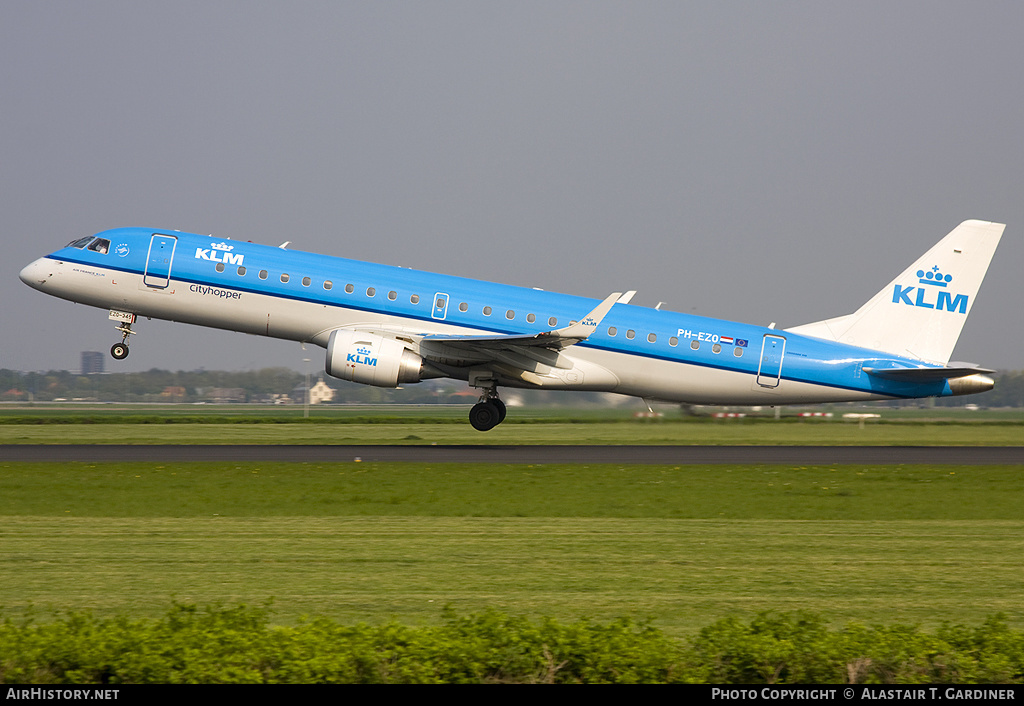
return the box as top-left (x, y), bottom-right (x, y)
top-left (469, 390), bottom-right (507, 432)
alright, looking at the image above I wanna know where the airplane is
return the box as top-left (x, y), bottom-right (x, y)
top-left (19, 219), bottom-right (1004, 430)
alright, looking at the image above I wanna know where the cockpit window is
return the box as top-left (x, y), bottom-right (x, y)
top-left (87, 238), bottom-right (110, 254)
top-left (66, 236), bottom-right (94, 249)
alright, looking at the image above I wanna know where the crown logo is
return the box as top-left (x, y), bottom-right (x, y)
top-left (211, 242), bottom-right (234, 252)
top-left (917, 265), bottom-right (952, 287)
top-left (357, 347), bottom-right (372, 356)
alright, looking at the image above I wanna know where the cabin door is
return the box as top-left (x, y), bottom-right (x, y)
top-left (143, 234), bottom-right (177, 289)
top-left (756, 334), bottom-right (786, 388)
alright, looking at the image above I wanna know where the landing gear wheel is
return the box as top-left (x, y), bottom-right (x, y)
top-left (491, 398), bottom-right (507, 423)
top-left (110, 343), bottom-right (130, 360)
top-left (469, 400), bottom-right (501, 432)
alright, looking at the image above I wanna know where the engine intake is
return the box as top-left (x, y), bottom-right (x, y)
top-left (325, 330), bottom-right (423, 387)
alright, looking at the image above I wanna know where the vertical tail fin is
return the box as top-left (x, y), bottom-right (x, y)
top-left (786, 220), bottom-right (1004, 364)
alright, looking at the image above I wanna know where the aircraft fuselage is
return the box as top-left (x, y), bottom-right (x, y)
top-left (20, 225), bottom-right (1000, 420)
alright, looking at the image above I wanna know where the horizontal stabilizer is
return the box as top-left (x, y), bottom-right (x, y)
top-left (862, 363), bottom-right (994, 381)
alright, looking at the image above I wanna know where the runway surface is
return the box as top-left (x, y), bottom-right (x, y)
top-left (3, 445), bottom-right (1024, 464)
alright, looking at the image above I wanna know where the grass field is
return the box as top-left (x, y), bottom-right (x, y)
top-left (3, 407), bottom-right (1022, 642)
top-left (2, 461), bottom-right (1022, 637)
top-left (2, 403), bottom-right (1023, 446)
top-left (3, 420), bottom-right (1024, 445)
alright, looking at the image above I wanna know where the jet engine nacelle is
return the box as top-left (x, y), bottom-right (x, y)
top-left (326, 330), bottom-right (423, 387)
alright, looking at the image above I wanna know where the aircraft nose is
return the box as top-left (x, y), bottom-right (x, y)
top-left (19, 258), bottom-right (52, 290)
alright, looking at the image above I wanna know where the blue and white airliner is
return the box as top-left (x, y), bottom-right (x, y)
top-left (20, 220), bottom-right (1004, 430)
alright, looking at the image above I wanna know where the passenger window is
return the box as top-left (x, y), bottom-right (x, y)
top-left (712, 343), bottom-right (722, 354)
top-left (345, 284), bottom-right (354, 293)
top-left (259, 270), bottom-right (268, 280)
top-left (483, 306), bottom-right (492, 316)
top-left (527, 313), bottom-right (536, 323)
top-left (388, 291), bottom-right (397, 301)
top-left (459, 302), bottom-right (468, 312)
top-left (669, 337), bottom-right (678, 347)
top-left (237, 266), bottom-right (246, 276)
top-left (734, 348), bottom-right (743, 357)
top-left (506, 310), bottom-right (515, 320)
top-left (648, 333), bottom-right (657, 343)
top-left (323, 281), bottom-right (333, 290)
top-left (626, 330), bottom-right (635, 340)
top-left (280, 273), bottom-right (289, 283)
top-left (549, 317), bottom-right (557, 327)
top-left (690, 340), bottom-right (700, 350)
top-left (608, 327), bottom-right (617, 336)
top-left (216, 263), bottom-right (225, 273)
top-left (366, 287), bottom-right (376, 297)
top-left (411, 294), bottom-right (420, 304)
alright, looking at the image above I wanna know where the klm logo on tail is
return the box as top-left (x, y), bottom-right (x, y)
top-left (892, 266), bottom-right (968, 314)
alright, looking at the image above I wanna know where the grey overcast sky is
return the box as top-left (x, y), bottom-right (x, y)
top-left (2, 1), bottom-right (1022, 373)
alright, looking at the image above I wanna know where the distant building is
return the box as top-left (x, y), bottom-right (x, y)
top-left (310, 378), bottom-right (335, 404)
top-left (81, 351), bottom-right (104, 375)
top-left (160, 386), bottom-right (187, 402)
top-left (291, 377), bottom-right (336, 405)
top-left (204, 387), bottom-right (247, 403)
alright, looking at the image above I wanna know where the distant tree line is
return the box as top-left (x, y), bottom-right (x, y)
top-left (0, 367), bottom-right (583, 406)
top-left (0, 367), bottom-right (454, 404)
top-left (1, 367), bottom-right (1022, 407)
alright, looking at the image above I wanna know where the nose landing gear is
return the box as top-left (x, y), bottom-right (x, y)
top-left (109, 313), bottom-right (137, 360)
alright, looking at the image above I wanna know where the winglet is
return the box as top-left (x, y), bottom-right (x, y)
top-left (545, 292), bottom-right (622, 343)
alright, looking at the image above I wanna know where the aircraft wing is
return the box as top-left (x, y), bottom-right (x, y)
top-left (419, 291), bottom-right (622, 352)
top-left (407, 291), bottom-right (624, 386)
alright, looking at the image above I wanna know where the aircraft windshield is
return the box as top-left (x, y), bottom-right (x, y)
top-left (87, 238), bottom-right (110, 254)
top-left (66, 236), bottom-right (94, 249)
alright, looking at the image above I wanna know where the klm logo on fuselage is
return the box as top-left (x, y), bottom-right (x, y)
top-left (195, 242), bottom-right (244, 266)
top-left (348, 345), bottom-right (377, 367)
top-left (892, 266), bottom-right (968, 314)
